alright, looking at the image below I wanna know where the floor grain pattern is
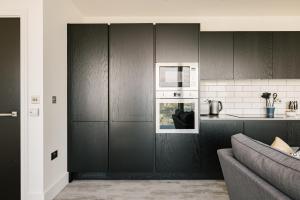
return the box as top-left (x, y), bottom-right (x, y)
top-left (55, 180), bottom-right (229, 200)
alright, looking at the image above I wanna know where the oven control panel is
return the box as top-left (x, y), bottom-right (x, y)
top-left (156, 91), bottom-right (198, 99)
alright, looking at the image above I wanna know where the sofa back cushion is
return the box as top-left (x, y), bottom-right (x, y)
top-left (232, 134), bottom-right (300, 200)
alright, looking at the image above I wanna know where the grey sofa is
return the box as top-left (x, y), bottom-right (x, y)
top-left (218, 134), bottom-right (300, 200)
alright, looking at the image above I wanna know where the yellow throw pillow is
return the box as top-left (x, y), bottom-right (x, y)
top-left (271, 137), bottom-right (294, 155)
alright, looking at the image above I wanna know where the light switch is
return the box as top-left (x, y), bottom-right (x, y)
top-left (31, 96), bottom-right (40, 104)
top-left (29, 108), bottom-right (39, 117)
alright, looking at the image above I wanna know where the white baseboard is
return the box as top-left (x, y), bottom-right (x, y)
top-left (44, 172), bottom-right (69, 200)
top-left (27, 192), bottom-right (45, 200)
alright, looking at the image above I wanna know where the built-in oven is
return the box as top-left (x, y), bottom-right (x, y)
top-left (156, 63), bottom-right (198, 91)
top-left (156, 91), bottom-right (199, 134)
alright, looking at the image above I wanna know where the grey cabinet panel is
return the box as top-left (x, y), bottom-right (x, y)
top-left (234, 32), bottom-right (273, 79)
top-left (156, 24), bottom-right (199, 62)
top-left (70, 122), bottom-right (108, 172)
top-left (109, 24), bottom-right (154, 122)
top-left (69, 24), bottom-right (108, 122)
top-left (273, 32), bottom-right (300, 78)
top-left (200, 32), bottom-right (234, 80)
top-left (244, 121), bottom-right (288, 145)
top-left (109, 122), bottom-right (154, 172)
top-left (156, 134), bottom-right (201, 173)
top-left (200, 120), bottom-right (243, 179)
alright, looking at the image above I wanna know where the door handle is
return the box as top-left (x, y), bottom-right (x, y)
top-left (0, 111), bottom-right (18, 117)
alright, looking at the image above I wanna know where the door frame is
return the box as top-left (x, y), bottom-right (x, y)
top-left (0, 11), bottom-right (28, 200)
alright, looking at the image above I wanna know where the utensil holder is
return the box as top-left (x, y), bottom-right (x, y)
top-left (266, 107), bottom-right (275, 118)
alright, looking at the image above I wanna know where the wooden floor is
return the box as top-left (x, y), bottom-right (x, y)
top-left (55, 180), bottom-right (229, 200)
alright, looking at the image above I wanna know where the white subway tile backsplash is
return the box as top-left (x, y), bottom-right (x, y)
top-left (268, 79), bottom-right (287, 85)
top-left (217, 80), bottom-right (234, 86)
top-left (234, 80), bottom-right (252, 85)
top-left (251, 79), bottom-right (269, 85)
top-left (225, 97), bottom-right (242, 103)
top-left (201, 79), bottom-right (300, 115)
top-left (287, 79), bottom-right (300, 85)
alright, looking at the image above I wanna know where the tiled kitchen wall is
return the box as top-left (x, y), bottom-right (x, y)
top-left (200, 79), bottom-right (300, 115)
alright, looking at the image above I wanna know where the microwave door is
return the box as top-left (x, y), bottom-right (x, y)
top-left (156, 99), bottom-right (199, 134)
top-left (156, 63), bottom-right (198, 91)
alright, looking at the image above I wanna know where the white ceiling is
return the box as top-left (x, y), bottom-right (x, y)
top-left (71, 0), bottom-right (300, 17)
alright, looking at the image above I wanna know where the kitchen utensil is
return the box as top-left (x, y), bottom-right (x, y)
top-left (209, 100), bottom-right (223, 115)
top-left (261, 92), bottom-right (271, 107)
top-left (272, 93), bottom-right (278, 107)
top-left (200, 99), bottom-right (210, 116)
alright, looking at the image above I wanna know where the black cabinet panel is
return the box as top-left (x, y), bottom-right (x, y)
top-left (156, 24), bottom-right (199, 62)
top-left (200, 32), bottom-right (234, 80)
top-left (200, 120), bottom-right (243, 179)
top-left (156, 134), bottom-right (201, 173)
top-left (288, 121), bottom-right (300, 147)
top-left (109, 122), bottom-right (154, 172)
top-left (109, 24), bottom-right (154, 122)
top-left (244, 121), bottom-right (288, 145)
top-left (68, 24), bottom-right (108, 121)
top-left (70, 122), bottom-right (108, 172)
top-left (273, 32), bottom-right (300, 78)
top-left (234, 32), bottom-right (273, 79)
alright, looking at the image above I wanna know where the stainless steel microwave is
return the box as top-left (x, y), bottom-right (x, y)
top-left (156, 62), bottom-right (198, 91)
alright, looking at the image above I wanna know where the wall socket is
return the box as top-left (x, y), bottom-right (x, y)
top-left (51, 150), bottom-right (58, 160)
top-left (52, 96), bottom-right (57, 104)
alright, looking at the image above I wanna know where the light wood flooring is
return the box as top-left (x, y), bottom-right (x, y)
top-left (55, 180), bottom-right (229, 200)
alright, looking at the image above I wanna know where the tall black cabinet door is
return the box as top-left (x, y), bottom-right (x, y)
top-left (273, 32), bottom-right (300, 78)
top-left (234, 32), bottom-right (273, 79)
top-left (70, 122), bottom-right (108, 172)
top-left (156, 24), bottom-right (199, 62)
top-left (68, 24), bottom-right (108, 122)
top-left (68, 24), bottom-right (109, 173)
top-left (110, 122), bottom-right (154, 172)
top-left (200, 32), bottom-right (233, 80)
top-left (109, 24), bottom-right (154, 122)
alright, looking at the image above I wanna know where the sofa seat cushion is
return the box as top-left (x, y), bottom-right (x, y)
top-left (232, 134), bottom-right (300, 200)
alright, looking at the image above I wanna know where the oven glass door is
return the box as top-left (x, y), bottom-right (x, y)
top-left (156, 99), bottom-right (199, 133)
top-left (159, 66), bottom-right (190, 88)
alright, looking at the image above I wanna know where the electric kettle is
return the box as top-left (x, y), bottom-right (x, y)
top-left (209, 100), bottom-right (223, 115)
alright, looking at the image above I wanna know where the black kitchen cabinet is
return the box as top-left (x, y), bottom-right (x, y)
top-left (156, 134), bottom-right (201, 173)
top-left (200, 120), bottom-right (243, 179)
top-left (200, 32), bottom-right (234, 80)
top-left (109, 122), bottom-right (154, 172)
top-left (70, 122), bottom-right (108, 172)
top-left (234, 32), bottom-right (273, 79)
top-left (156, 24), bottom-right (199, 62)
top-left (288, 121), bottom-right (300, 147)
top-left (68, 24), bottom-right (108, 122)
top-left (68, 24), bottom-right (109, 174)
top-left (243, 121), bottom-right (288, 145)
top-left (109, 24), bottom-right (154, 122)
top-left (273, 32), bottom-right (300, 78)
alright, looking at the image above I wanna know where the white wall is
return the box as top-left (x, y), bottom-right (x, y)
top-left (43, 1), bottom-right (82, 199)
top-left (0, 0), bottom-right (44, 200)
